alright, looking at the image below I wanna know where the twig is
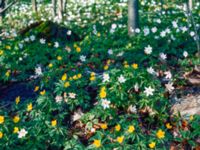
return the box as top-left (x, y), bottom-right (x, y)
top-left (0, 0), bottom-right (18, 14)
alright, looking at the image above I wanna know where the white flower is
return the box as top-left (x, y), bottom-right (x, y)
top-left (24, 37), bottom-right (30, 42)
top-left (144, 45), bottom-right (152, 55)
top-left (111, 23), bottom-right (117, 29)
top-left (165, 28), bottom-right (171, 34)
top-left (143, 27), bottom-right (150, 36)
top-left (35, 66), bottom-right (43, 76)
top-left (18, 129), bottom-right (28, 138)
top-left (91, 128), bottom-right (96, 133)
top-left (135, 28), bottom-right (140, 33)
top-left (183, 51), bottom-right (188, 58)
top-left (117, 52), bottom-right (124, 57)
top-left (55, 95), bottom-right (63, 103)
top-left (54, 42), bottom-right (59, 48)
top-left (147, 67), bottom-right (155, 74)
top-left (72, 109), bottom-right (83, 122)
top-left (128, 105), bottom-right (137, 113)
top-left (80, 55), bottom-right (86, 62)
top-left (165, 82), bottom-right (175, 92)
top-left (134, 83), bottom-right (139, 92)
top-left (181, 26), bottom-right (188, 33)
top-left (160, 31), bottom-right (166, 37)
top-left (103, 73), bottom-right (110, 82)
top-left (101, 99), bottom-right (111, 109)
top-left (164, 71), bottom-right (172, 79)
top-left (118, 75), bottom-right (126, 83)
top-left (40, 38), bottom-right (46, 44)
top-left (69, 93), bottom-right (76, 99)
top-left (160, 53), bottom-right (167, 60)
top-left (151, 27), bottom-right (157, 33)
top-left (67, 30), bottom-right (72, 35)
top-left (144, 86), bottom-right (155, 97)
top-left (18, 43), bottom-right (23, 49)
top-left (172, 21), bottom-right (178, 28)
top-left (190, 31), bottom-right (195, 37)
top-left (108, 49), bottom-right (113, 55)
top-left (156, 19), bottom-right (161, 24)
top-left (19, 57), bottom-right (23, 61)
top-left (30, 35), bottom-right (35, 41)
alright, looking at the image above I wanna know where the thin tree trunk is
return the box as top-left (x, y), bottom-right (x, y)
top-left (188, 0), bottom-right (192, 10)
top-left (32, 0), bottom-right (37, 12)
top-left (63, 0), bottom-right (67, 13)
top-left (128, 0), bottom-right (139, 36)
top-left (52, 0), bottom-right (56, 17)
top-left (58, 0), bottom-right (63, 20)
top-left (186, 0), bottom-right (200, 56)
top-left (0, 0), bottom-right (5, 25)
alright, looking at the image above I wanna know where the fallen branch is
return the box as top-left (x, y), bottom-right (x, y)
top-left (0, 0), bottom-right (18, 14)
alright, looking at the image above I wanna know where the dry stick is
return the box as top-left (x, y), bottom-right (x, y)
top-left (0, 0), bottom-right (18, 14)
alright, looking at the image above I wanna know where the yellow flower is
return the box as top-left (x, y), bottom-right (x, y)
top-left (5, 70), bottom-right (10, 77)
top-left (48, 63), bottom-right (53, 68)
top-left (149, 142), bottom-right (156, 149)
top-left (61, 73), bottom-right (67, 81)
top-left (77, 73), bottom-right (82, 78)
top-left (190, 115), bottom-right (194, 121)
top-left (0, 132), bottom-right (3, 139)
top-left (100, 123), bottom-right (107, 130)
top-left (90, 76), bottom-right (96, 81)
top-left (0, 50), bottom-right (4, 55)
top-left (115, 124), bottom-right (121, 131)
top-left (40, 90), bottom-right (46, 95)
top-left (15, 96), bottom-right (20, 104)
top-left (64, 82), bottom-right (70, 88)
top-left (34, 86), bottom-right (39, 92)
top-left (13, 127), bottom-right (19, 133)
top-left (93, 139), bottom-right (101, 148)
top-left (27, 103), bottom-right (33, 112)
top-left (107, 59), bottom-right (111, 65)
top-left (156, 129), bottom-right (165, 139)
top-left (13, 116), bottom-right (20, 123)
top-left (51, 119), bottom-right (57, 126)
top-left (91, 72), bottom-right (95, 76)
top-left (57, 56), bottom-right (62, 60)
top-left (76, 47), bottom-right (81, 53)
top-left (6, 45), bottom-right (11, 49)
top-left (73, 75), bottom-right (78, 80)
top-left (124, 64), bottom-right (129, 68)
top-left (117, 136), bottom-right (124, 144)
top-left (74, 44), bottom-right (78, 48)
top-left (0, 116), bottom-right (4, 124)
top-left (99, 87), bottom-right (106, 98)
top-left (128, 125), bottom-right (135, 133)
top-left (166, 123), bottom-right (172, 129)
top-left (97, 32), bottom-right (101, 37)
top-left (104, 65), bottom-right (109, 70)
top-left (132, 63), bottom-right (138, 69)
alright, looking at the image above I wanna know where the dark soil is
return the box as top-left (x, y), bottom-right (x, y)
top-left (0, 82), bottom-right (37, 107)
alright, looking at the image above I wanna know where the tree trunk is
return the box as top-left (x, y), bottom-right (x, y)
top-left (128, 0), bottom-right (139, 36)
top-left (63, 0), bottom-right (67, 13)
top-left (52, 0), bottom-right (56, 17)
top-left (32, 0), bottom-right (37, 12)
top-left (0, 0), bottom-right (5, 25)
top-left (188, 0), bottom-right (192, 10)
top-left (58, 0), bottom-right (63, 21)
